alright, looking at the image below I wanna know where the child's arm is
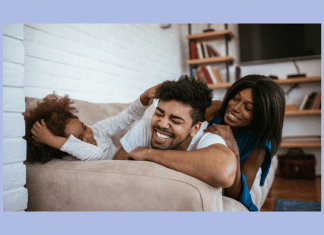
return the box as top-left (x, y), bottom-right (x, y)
top-left (32, 119), bottom-right (104, 161)
top-left (31, 119), bottom-right (67, 149)
top-left (92, 83), bottom-right (161, 138)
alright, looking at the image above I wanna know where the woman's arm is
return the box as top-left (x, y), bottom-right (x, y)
top-left (204, 100), bottom-right (223, 122)
top-left (203, 124), bottom-right (265, 198)
top-left (224, 148), bottom-right (265, 199)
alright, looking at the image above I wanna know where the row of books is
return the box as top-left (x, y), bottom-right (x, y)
top-left (299, 92), bottom-right (321, 110)
top-left (193, 66), bottom-right (224, 84)
top-left (190, 41), bottom-right (220, 60)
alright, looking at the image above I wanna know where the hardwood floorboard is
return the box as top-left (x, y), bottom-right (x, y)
top-left (261, 176), bottom-right (321, 211)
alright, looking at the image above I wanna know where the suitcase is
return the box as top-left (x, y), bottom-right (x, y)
top-left (278, 148), bottom-right (315, 180)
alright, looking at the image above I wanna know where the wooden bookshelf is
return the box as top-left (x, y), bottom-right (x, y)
top-left (275, 76), bottom-right (321, 85)
top-left (186, 29), bottom-right (234, 42)
top-left (206, 76), bottom-right (321, 89)
top-left (285, 109), bottom-right (321, 116)
top-left (186, 55), bottom-right (234, 66)
top-left (280, 141), bottom-right (321, 148)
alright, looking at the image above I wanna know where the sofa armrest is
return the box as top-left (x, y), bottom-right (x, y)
top-left (25, 159), bottom-right (224, 211)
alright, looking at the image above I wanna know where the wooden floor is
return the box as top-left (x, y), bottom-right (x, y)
top-left (261, 176), bottom-right (321, 211)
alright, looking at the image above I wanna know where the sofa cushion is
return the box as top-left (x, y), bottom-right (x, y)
top-left (25, 159), bottom-right (224, 211)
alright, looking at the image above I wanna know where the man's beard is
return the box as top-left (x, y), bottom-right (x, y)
top-left (150, 133), bottom-right (190, 151)
top-left (150, 139), bottom-right (178, 150)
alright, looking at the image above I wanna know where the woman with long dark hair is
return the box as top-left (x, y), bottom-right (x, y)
top-left (204, 74), bottom-right (286, 211)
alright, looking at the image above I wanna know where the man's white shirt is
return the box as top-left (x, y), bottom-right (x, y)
top-left (121, 117), bottom-right (227, 153)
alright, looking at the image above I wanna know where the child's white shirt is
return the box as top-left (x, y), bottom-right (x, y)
top-left (60, 97), bottom-right (150, 161)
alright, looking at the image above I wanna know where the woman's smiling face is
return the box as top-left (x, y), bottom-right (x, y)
top-left (224, 88), bottom-right (255, 128)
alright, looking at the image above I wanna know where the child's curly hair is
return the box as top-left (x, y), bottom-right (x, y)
top-left (23, 94), bottom-right (79, 163)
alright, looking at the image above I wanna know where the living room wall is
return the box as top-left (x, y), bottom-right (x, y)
top-left (23, 24), bottom-right (185, 103)
top-left (3, 23), bottom-right (186, 212)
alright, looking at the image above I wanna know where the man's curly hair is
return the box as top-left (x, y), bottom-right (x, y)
top-left (23, 94), bottom-right (78, 163)
top-left (155, 75), bottom-right (213, 125)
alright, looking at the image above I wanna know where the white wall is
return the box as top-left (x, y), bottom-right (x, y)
top-left (180, 23), bottom-right (321, 175)
top-left (3, 24), bottom-right (28, 211)
top-left (23, 24), bottom-right (184, 103)
top-left (2, 24), bottom-right (185, 211)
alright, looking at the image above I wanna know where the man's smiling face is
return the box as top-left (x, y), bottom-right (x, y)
top-left (150, 100), bottom-right (200, 150)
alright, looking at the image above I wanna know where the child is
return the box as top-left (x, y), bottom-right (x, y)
top-left (24, 83), bottom-right (161, 163)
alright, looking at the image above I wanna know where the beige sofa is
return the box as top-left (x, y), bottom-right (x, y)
top-left (24, 96), bottom-right (278, 211)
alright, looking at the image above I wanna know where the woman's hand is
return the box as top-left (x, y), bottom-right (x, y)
top-left (31, 119), bottom-right (55, 146)
top-left (140, 82), bottom-right (165, 106)
top-left (204, 124), bottom-right (240, 159)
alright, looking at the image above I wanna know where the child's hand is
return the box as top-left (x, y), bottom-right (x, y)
top-left (31, 119), bottom-right (55, 146)
top-left (140, 82), bottom-right (165, 106)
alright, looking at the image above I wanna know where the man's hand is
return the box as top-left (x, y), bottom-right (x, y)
top-left (126, 146), bottom-right (151, 161)
top-left (204, 124), bottom-right (240, 159)
top-left (31, 119), bottom-right (55, 146)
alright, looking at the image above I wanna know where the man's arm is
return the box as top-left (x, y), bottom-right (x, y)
top-left (113, 147), bottom-right (128, 160)
top-left (126, 144), bottom-right (237, 188)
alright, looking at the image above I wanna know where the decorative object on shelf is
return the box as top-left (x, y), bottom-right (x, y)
top-left (160, 24), bottom-right (171, 29)
top-left (269, 75), bottom-right (278, 79)
top-left (277, 148), bottom-right (315, 180)
top-left (203, 23), bottom-right (215, 33)
top-left (287, 60), bottom-right (307, 78)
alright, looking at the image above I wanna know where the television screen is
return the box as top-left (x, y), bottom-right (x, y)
top-left (238, 24), bottom-right (321, 65)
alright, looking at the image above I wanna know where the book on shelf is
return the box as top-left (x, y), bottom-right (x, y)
top-left (196, 42), bottom-right (204, 59)
top-left (311, 91), bottom-right (321, 109)
top-left (201, 66), bottom-right (213, 84)
top-left (303, 92), bottom-right (318, 110)
top-left (194, 68), bottom-right (208, 84)
top-left (190, 41), bottom-right (196, 59)
top-left (206, 65), bottom-right (217, 84)
top-left (202, 42), bottom-right (209, 58)
top-left (206, 44), bottom-right (220, 57)
top-left (212, 69), bottom-right (224, 83)
top-left (299, 94), bottom-right (310, 110)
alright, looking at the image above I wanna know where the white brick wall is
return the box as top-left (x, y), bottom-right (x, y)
top-left (23, 24), bottom-right (184, 103)
top-left (3, 24), bottom-right (28, 212)
top-left (3, 24), bottom-right (185, 211)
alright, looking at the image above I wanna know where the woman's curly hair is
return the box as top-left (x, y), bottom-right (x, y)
top-left (156, 75), bottom-right (213, 125)
top-left (23, 94), bottom-right (79, 163)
